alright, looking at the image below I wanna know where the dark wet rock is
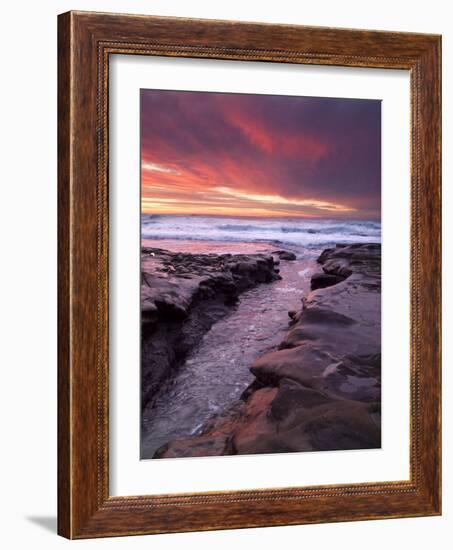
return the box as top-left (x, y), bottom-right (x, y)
top-left (287, 308), bottom-right (303, 326)
top-left (317, 242), bottom-right (380, 262)
top-left (320, 354), bottom-right (381, 403)
top-left (310, 272), bottom-right (346, 290)
top-left (240, 377), bottom-right (266, 401)
top-left (141, 247), bottom-right (280, 409)
top-left (322, 258), bottom-right (353, 279)
top-left (156, 243), bottom-right (381, 458)
top-left (275, 250), bottom-right (297, 261)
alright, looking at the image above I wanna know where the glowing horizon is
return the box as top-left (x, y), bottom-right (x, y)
top-left (141, 90), bottom-right (381, 219)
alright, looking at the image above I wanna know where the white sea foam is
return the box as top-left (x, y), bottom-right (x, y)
top-left (141, 215), bottom-right (381, 249)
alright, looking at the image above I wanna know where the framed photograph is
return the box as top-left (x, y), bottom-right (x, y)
top-left (58, 11), bottom-right (441, 538)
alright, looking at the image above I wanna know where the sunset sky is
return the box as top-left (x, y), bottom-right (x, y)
top-left (141, 90), bottom-right (381, 219)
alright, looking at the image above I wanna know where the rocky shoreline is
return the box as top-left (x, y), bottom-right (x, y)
top-left (141, 247), bottom-right (282, 409)
top-left (152, 243), bottom-right (381, 458)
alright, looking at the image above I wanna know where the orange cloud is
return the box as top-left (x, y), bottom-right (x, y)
top-left (140, 90), bottom-right (381, 219)
top-left (218, 99), bottom-right (328, 161)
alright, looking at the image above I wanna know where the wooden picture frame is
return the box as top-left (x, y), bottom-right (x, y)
top-left (58, 10), bottom-right (441, 539)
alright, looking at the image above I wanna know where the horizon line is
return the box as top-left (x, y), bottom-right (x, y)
top-left (140, 212), bottom-right (381, 222)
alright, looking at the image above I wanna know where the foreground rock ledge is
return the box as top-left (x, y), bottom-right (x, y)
top-left (155, 243), bottom-right (381, 458)
top-left (141, 247), bottom-right (281, 409)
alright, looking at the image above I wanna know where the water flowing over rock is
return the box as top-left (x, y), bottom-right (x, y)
top-left (154, 243), bottom-right (381, 458)
top-left (141, 247), bottom-right (281, 409)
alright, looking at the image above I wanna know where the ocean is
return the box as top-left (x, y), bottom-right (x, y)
top-left (141, 215), bottom-right (381, 251)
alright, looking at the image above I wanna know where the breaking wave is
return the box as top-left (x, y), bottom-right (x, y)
top-left (141, 215), bottom-right (380, 249)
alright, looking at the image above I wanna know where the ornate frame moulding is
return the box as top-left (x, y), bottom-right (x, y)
top-left (58, 10), bottom-right (441, 539)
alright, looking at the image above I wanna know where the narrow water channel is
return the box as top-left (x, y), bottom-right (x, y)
top-left (141, 242), bottom-right (318, 459)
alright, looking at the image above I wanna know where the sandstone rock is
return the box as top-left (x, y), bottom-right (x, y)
top-left (154, 433), bottom-right (233, 458)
